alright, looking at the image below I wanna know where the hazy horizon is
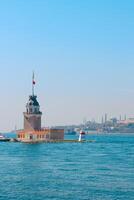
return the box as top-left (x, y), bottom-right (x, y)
top-left (0, 0), bottom-right (134, 131)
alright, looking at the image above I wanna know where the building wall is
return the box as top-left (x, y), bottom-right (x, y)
top-left (49, 129), bottom-right (64, 140)
top-left (17, 129), bottom-right (64, 142)
top-left (17, 130), bottom-right (47, 142)
top-left (24, 113), bottom-right (42, 130)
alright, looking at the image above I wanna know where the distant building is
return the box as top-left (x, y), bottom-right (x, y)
top-left (17, 73), bottom-right (64, 142)
top-left (118, 118), bottom-right (134, 125)
top-left (110, 118), bottom-right (117, 124)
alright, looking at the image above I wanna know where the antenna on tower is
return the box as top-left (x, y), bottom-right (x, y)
top-left (32, 71), bottom-right (36, 96)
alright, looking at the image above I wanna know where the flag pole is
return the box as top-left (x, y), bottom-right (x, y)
top-left (32, 72), bottom-right (34, 96)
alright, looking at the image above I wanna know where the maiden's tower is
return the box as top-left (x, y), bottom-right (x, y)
top-left (17, 73), bottom-right (64, 142)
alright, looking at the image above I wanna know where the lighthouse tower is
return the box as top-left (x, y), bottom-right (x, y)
top-left (17, 73), bottom-right (64, 142)
top-left (23, 73), bottom-right (42, 131)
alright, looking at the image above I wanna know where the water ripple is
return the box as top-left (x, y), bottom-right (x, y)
top-left (0, 134), bottom-right (134, 200)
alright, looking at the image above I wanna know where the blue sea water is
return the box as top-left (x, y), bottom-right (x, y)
top-left (0, 134), bottom-right (134, 200)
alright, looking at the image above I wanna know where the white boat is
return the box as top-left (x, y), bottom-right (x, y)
top-left (0, 134), bottom-right (10, 142)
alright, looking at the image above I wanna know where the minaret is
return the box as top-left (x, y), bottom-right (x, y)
top-left (23, 73), bottom-right (42, 131)
top-left (105, 113), bottom-right (107, 123)
top-left (101, 116), bottom-right (104, 124)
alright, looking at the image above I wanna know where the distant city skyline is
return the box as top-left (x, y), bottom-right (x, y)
top-left (0, 0), bottom-right (134, 131)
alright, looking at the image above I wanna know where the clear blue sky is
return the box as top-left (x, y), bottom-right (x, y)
top-left (0, 0), bottom-right (134, 131)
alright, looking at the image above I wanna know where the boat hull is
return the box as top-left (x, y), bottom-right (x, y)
top-left (0, 139), bottom-right (10, 142)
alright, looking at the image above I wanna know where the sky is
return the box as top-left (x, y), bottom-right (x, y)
top-left (0, 0), bottom-right (134, 131)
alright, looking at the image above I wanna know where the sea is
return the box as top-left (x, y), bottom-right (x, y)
top-left (0, 133), bottom-right (134, 200)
